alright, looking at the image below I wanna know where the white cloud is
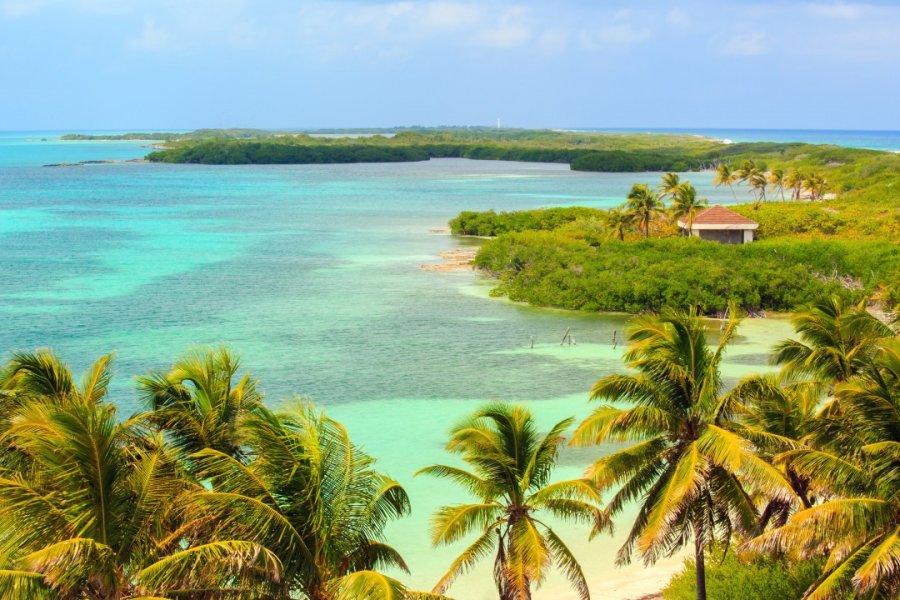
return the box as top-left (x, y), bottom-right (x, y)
top-left (579, 24), bottom-right (652, 50)
top-left (420, 2), bottom-right (482, 30)
top-left (0, 0), bottom-right (125, 18)
top-left (537, 28), bottom-right (568, 54)
top-left (666, 8), bottom-right (690, 28)
top-left (473, 6), bottom-right (531, 48)
top-left (129, 19), bottom-right (172, 52)
top-left (806, 2), bottom-right (862, 19)
top-left (719, 31), bottom-right (768, 56)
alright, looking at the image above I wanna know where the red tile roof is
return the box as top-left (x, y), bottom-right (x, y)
top-left (692, 205), bottom-right (758, 226)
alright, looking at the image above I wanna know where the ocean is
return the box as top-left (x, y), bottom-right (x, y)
top-left (0, 130), bottom-right (820, 597)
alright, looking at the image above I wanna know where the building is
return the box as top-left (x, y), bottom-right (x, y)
top-left (678, 205), bottom-right (759, 244)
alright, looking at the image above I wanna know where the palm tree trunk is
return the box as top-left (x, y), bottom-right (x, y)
top-left (694, 523), bottom-right (707, 600)
top-left (729, 184), bottom-right (736, 200)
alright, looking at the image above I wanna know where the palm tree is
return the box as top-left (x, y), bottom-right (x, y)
top-left (625, 183), bottom-right (664, 239)
top-left (658, 172), bottom-right (681, 201)
top-left (0, 352), bottom-right (278, 599)
top-left (419, 403), bottom-right (605, 600)
top-left (712, 163), bottom-right (737, 201)
top-left (784, 169), bottom-right (805, 201)
top-left (772, 296), bottom-right (894, 386)
top-left (605, 206), bottom-right (630, 241)
top-left (804, 173), bottom-right (827, 201)
top-left (137, 346), bottom-right (264, 462)
top-left (0, 349), bottom-right (114, 442)
top-left (767, 168), bottom-right (786, 201)
top-left (670, 182), bottom-right (708, 235)
top-left (749, 342), bottom-right (900, 599)
top-left (735, 160), bottom-right (756, 186)
top-left (748, 171), bottom-right (768, 206)
top-left (727, 376), bottom-right (824, 527)
top-left (190, 402), bottom-right (418, 600)
top-left (571, 308), bottom-right (794, 600)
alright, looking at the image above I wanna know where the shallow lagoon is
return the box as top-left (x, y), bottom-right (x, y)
top-left (0, 135), bottom-right (793, 597)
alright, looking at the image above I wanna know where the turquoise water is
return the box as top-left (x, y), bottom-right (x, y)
top-left (0, 133), bottom-right (794, 598)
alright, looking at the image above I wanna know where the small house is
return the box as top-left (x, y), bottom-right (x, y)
top-left (678, 205), bottom-right (758, 244)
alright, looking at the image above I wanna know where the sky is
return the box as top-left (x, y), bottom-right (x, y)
top-left (1, 0), bottom-right (899, 131)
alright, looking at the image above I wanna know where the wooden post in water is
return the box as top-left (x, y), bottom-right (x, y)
top-left (612, 330), bottom-right (618, 349)
top-left (560, 327), bottom-right (571, 346)
top-left (530, 336), bottom-right (534, 349)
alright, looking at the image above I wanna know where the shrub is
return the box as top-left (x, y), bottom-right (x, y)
top-left (661, 554), bottom-right (835, 600)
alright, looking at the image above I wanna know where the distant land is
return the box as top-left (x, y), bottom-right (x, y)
top-left (56, 126), bottom-right (898, 317)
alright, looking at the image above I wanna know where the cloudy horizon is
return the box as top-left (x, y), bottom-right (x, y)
top-left (2, 0), bottom-right (899, 130)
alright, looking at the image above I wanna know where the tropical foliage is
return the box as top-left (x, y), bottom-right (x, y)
top-left (418, 403), bottom-right (605, 600)
top-left (0, 348), bottom-right (432, 600)
top-left (570, 308), bottom-right (794, 600)
top-left (0, 295), bottom-right (896, 599)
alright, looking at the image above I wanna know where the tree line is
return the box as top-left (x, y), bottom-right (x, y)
top-left (0, 298), bottom-right (896, 599)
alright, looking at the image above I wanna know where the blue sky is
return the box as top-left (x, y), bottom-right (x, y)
top-left (1, 0), bottom-right (899, 130)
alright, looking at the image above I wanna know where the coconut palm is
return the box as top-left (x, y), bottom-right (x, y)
top-left (804, 173), bottom-right (827, 201)
top-left (735, 160), bottom-right (756, 185)
top-left (727, 376), bottom-right (824, 528)
top-left (712, 163), bottom-right (738, 200)
top-left (658, 172), bottom-right (681, 201)
top-left (767, 168), bottom-right (787, 201)
top-left (137, 346), bottom-right (264, 462)
top-left (190, 402), bottom-right (418, 600)
top-left (0, 353), bottom-right (279, 599)
top-left (605, 206), bottom-right (630, 241)
top-left (772, 296), bottom-right (894, 386)
top-left (0, 350), bottom-right (114, 442)
top-left (625, 183), bottom-right (664, 239)
top-left (748, 171), bottom-right (768, 205)
top-left (749, 342), bottom-right (900, 599)
top-left (670, 182), bottom-right (708, 235)
top-left (571, 308), bottom-right (794, 600)
top-left (419, 403), bottom-right (605, 600)
top-left (785, 169), bottom-right (805, 201)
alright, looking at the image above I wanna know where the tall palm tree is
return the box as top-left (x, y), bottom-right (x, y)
top-left (712, 163), bottom-right (738, 200)
top-left (735, 160), bottom-right (756, 186)
top-left (767, 168), bottom-right (787, 201)
top-left (419, 403), bottom-right (605, 600)
top-left (658, 172), bottom-right (681, 201)
top-left (138, 346), bottom-right (264, 462)
top-left (571, 308), bottom-right (793, 600)
top-left (670, 182), bottom-right (708, 235)
top-left (727, 376), bottom-right (824, 527)
top-left (625, 183), bottom-right (664, 239)
top-left (772, 296), bottom-right (894, 386)
top-left (0, 352), bottom-right (278, 599)
top-left (784, 169), bottom-right (805, 201)
top-left (605, 206), bottom-right (630, 241)
top-left (749, 342), bottom-right (900, 599)
top-left (748, 171), bottom-right (768, 205)
top-left (804, 173), bottom-right (827, 201)
top-left (190, 402), bottom-right (418, 600)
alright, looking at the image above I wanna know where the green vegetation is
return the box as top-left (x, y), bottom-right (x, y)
top-left (570, 308), bottom-right (789, 599)
top-left (475, 234), bottom-right (897, 314)
top-left (456, 161), bottom-right (898, 315)
top-left (417, 404), bottom-right (604, 600)
top-left (60, 132), bottom-right (184, 141)
top-left (571, 302), bottom-right (898, 600)
top-left (0, 300), bottom-right (897, 599)
top-left (450, 207), bottom-right (603, 236)
top-left (149, 139), bottom-right (432, 165)
top-left (661, 554), bottom-right (829, 600)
